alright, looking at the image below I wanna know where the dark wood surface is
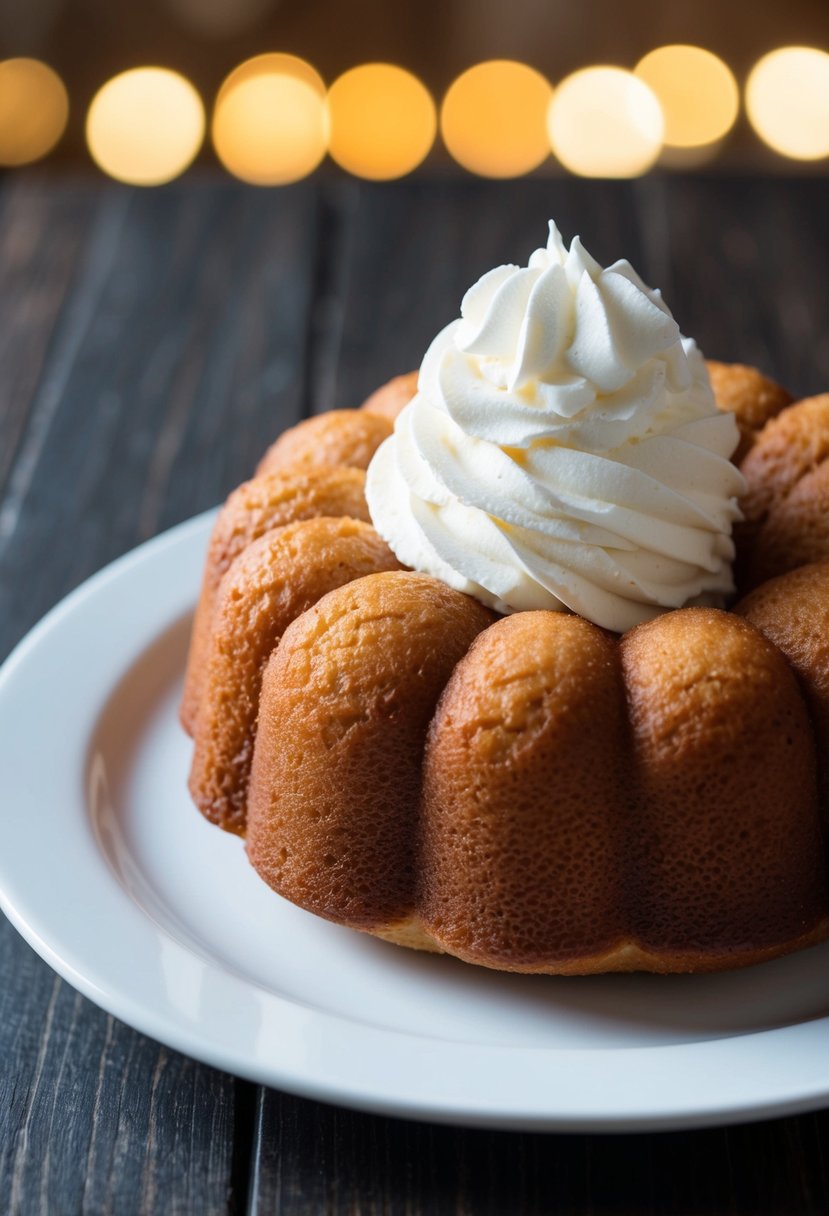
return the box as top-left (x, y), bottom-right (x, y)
top-left (2, 170), bottom-right (829, 1215)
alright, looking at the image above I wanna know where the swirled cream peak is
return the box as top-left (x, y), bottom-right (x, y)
top-left (365, 221), bottom-right (745, 632)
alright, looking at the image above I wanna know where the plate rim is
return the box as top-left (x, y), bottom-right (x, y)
top-left (2, 512), bottom-right (829, 1132)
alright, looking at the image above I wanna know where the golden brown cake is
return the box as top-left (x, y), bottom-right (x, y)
top-left (241, 596), bottom-right (827, 973)
top-left (180, 362), bottom-right (829, 973)
top-left (737, 394), bottom-right (829, 589)
top-left (421, 606), bottom-right (828, 972)
top-left (256, 409), bottom-right (391, 477)
top-left (181, 466), bottom-right (371, 734)
top-left (736, 561), bottom-right (829, 820)
top-left (182, 216), bottom-right (829, 976)
top-left (246, 571), bottom-right (493, 926)
top-left (188, 516), bottom-right (401, 833)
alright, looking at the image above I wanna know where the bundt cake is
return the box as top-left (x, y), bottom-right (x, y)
top-left (182, 222), bottom-right (829, 975)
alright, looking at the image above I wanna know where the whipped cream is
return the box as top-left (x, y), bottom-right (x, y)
top-left (365, 222), bottom-right (745, 633)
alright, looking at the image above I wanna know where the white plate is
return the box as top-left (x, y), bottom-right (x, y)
top-left (2, 513), bottom-right (829, 1132)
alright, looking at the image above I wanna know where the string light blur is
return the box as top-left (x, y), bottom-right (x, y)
top-left (327, 64), bottom-right (436, 179)
top-left (746, 47), bottom-right (829, 160)
top-left (635, 46), bottom-right (738, 149)
top-left (0, 59), bottom-right (68, 166)
top-left (440, 60), bottom-right (553, 177)
top-left (212, 55), bottom-right (328, 184)
top-left (8, 45), bottom-right (829, 180)
top-left (86, 68), bottom-right (205, 185)
top-left (547, 67), bottom-right (663, 177)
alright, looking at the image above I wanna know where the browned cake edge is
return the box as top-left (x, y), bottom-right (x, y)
top-left (369, 914), bottom-right (829, 974)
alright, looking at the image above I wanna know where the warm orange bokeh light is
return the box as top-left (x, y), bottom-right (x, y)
top-left (86, 68), bottom-right (205, 185)
top-left (0, 59), bottom-right (68, 166)
top-left (212, 56), bottom-right (328, 185)
top-left (635, 45), bottom-right (738, 149)
top-left (440, 60), bottom-right (553, 177)
top-left (547, 67), bottom-right (663, 178)
top-left (746, 47), bottom-right (829, 160)
top-left (215, 53), bottom-right (325, 106)
top-left (327, 64), bottom-right (436, 180)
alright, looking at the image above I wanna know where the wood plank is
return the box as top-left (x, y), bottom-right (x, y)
top-left (0, 175), bottom-right (99, 499)
top-left (0, 176), bottom-right (318, 656)
top-left (0, 949), bottom-right (246, 1216)
top-left (325, 176), bottom-right (646, 411)
top-left (647, 175), bottom-right (829, 396)
top-left (326, 171), bottom-right (829, 406)
top-left (0, 175), bottom-right (320, 1215)
top-left (250, 1090), bottom-right (829, 1215)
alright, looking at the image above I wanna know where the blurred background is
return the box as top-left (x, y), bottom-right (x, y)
top-left (1, 0), bottom-right (829, 186)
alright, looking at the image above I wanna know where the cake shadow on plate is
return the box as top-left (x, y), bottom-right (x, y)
top-left (352, 929), bottom-right (829, 1044)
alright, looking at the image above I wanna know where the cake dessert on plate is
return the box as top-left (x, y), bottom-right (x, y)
top-left (182, 222), bottom-right (829, 975)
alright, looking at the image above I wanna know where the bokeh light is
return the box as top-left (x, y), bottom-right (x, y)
top-left (0, 59), bottom-right (68, 166)
top-left (215, 52), bottom-right (325, 105)
top-left (746, 47), bottom-right (829, 160)
top-left (212, 54), bottom-right (328, 184)
top-left (547, 66), bottom-right (663, 177)
top-left (440, 60), bottom-right (553, 177)
top-left (635, 45), bottom-right (739, 148)
top-left (86, 68), bottom-right (205, 185)
top-left (327, 63), bottom-right (436, 179)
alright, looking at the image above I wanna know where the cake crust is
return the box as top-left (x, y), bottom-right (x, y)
top-left (621, 608), bottom-right (826, 955)
top-left (420, 612), bottom-right (629, 969)
top-left (189, 517), bottom-right (401, 834)
top-left (257, 410), bottom-right (392, 478)
top-left (181, 466), bottom-right (370, 734)
top-left (373, 913), bottom-right (829, 974)
top-left (246, 571), bottom-right (493, 926)
top-left (738, 393), bottom-right (829, 587)
top-left (742, 458), bottom-right (829, 588)
top-left (737, 561), bottom-right (829, 823)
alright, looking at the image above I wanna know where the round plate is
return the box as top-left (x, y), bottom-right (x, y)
top-left (2, 513), bottom-right (829, 1132)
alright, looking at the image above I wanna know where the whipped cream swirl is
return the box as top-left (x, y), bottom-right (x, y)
top-left (365, 222), bottom-right (745, 632)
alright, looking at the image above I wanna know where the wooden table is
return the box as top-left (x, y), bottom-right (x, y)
top-left (2, 171), bottom-right (829, 1215)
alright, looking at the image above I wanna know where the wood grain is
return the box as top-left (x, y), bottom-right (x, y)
top-left (0, 176), bottom-right (99, 504)
top-left (653, 175), bottom-right (829, 397)
top-left (251, 1092), bottom-right (829, 1216)
top-left (0, 960), bottom-right (242, 1216)
top-left (329, 177), bottom-right (646, 412)
top-left (0, 175), bottom-right (316, 1215)
top-left (2, 172), bottom-right (829, 1216)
